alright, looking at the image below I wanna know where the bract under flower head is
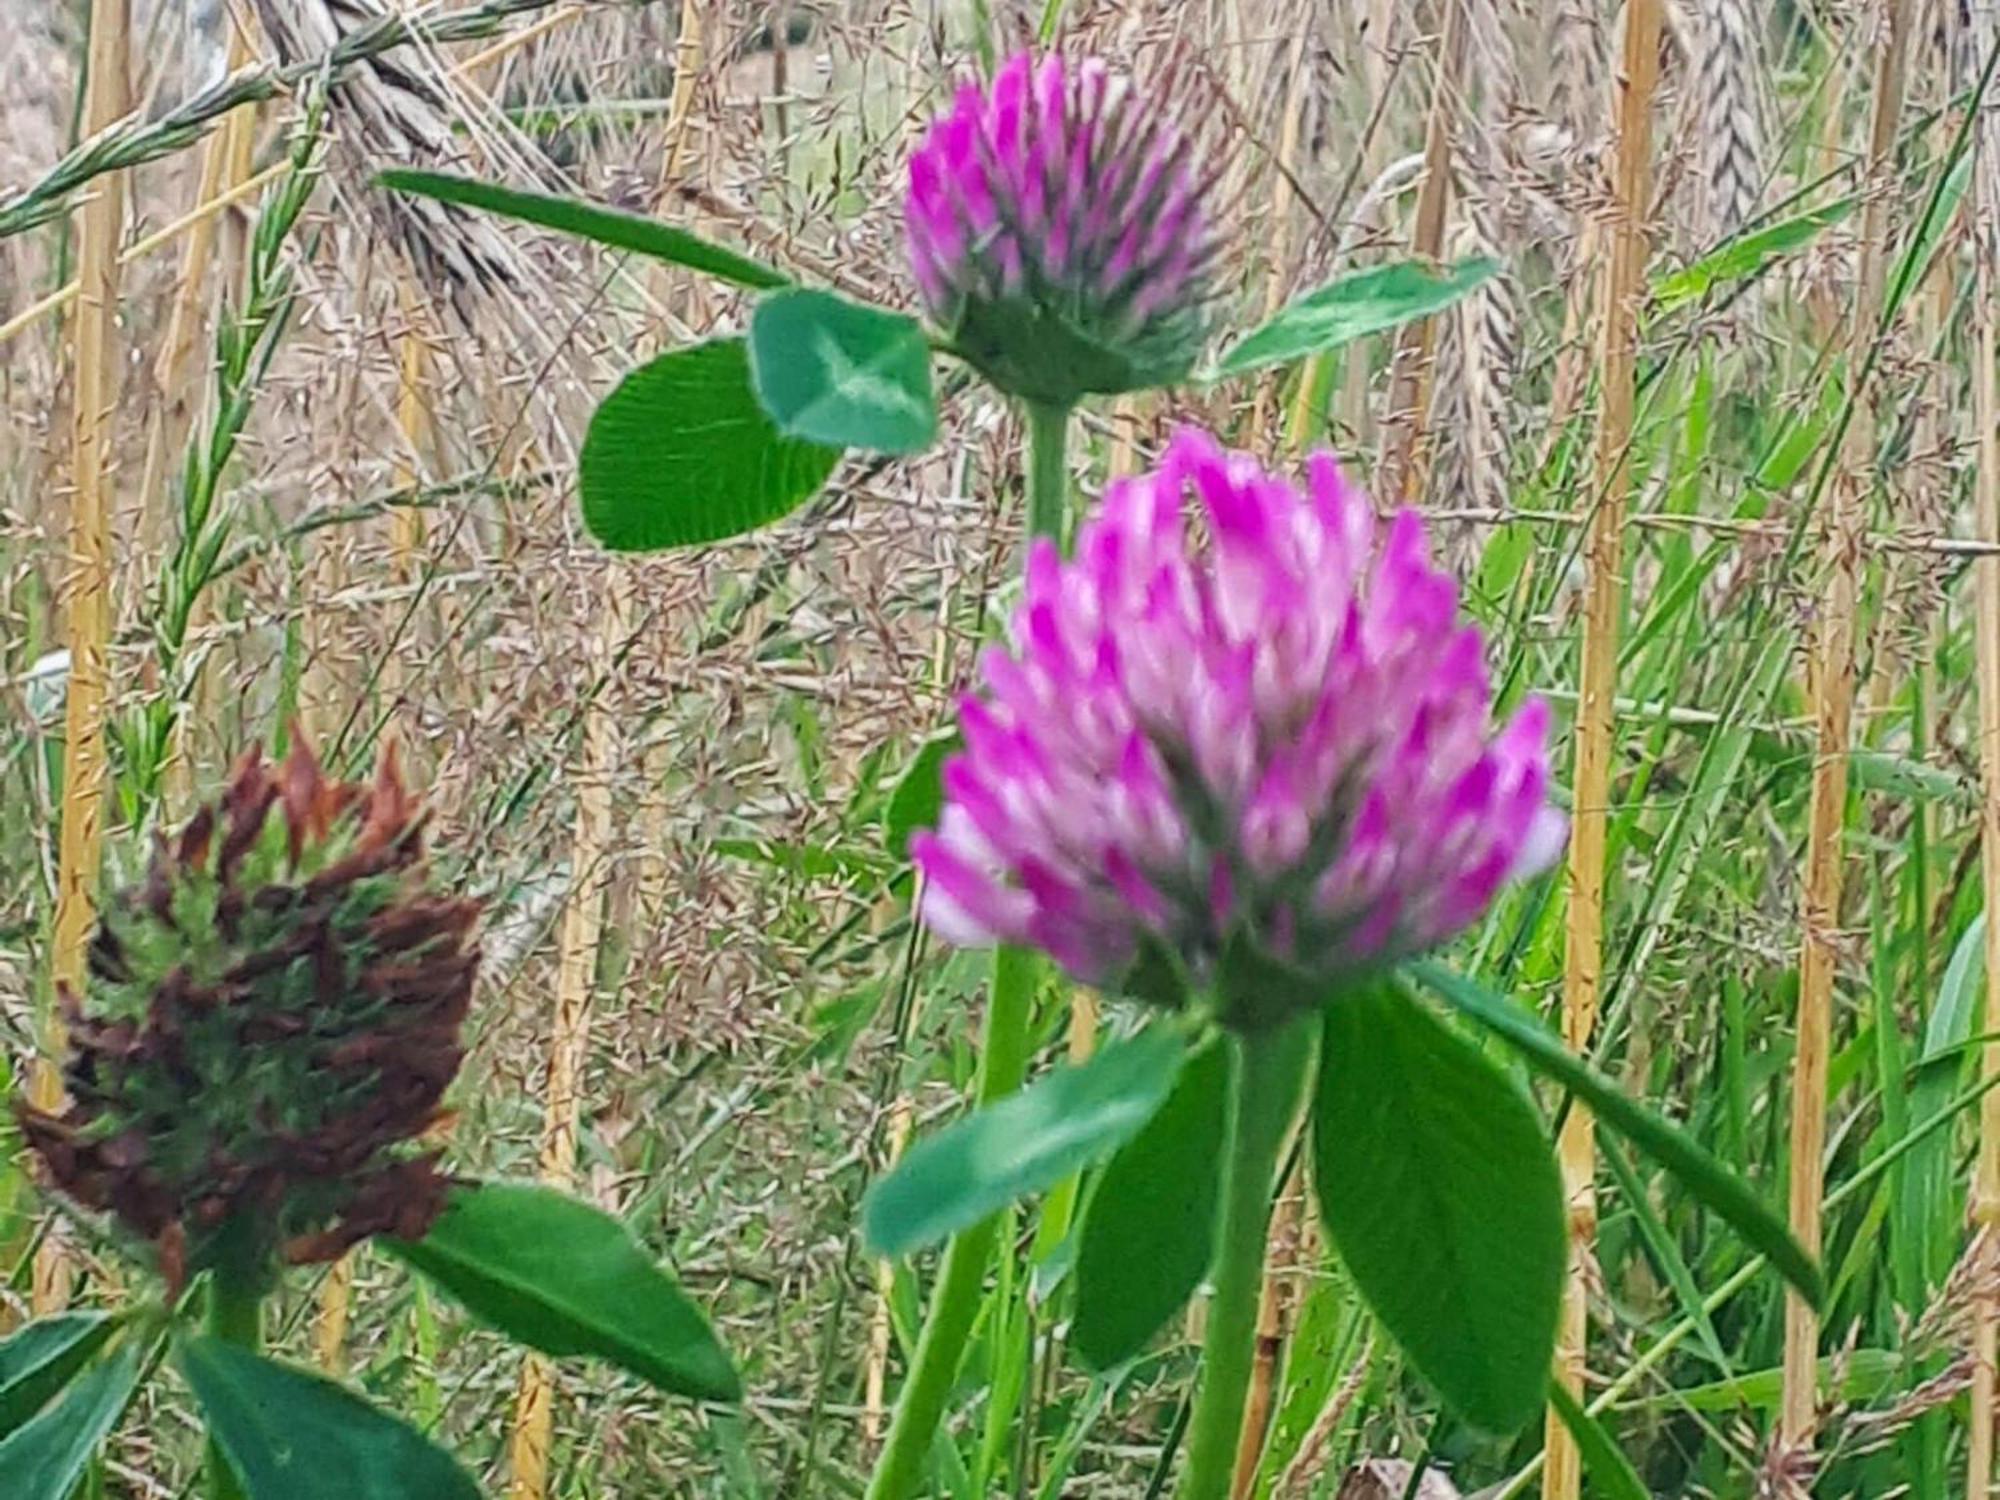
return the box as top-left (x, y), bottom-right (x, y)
top-left (18, 735), bottom-right (479, 1291)
top-left (906, 50), bottom-right (1222, 407)
top-left (912, 428), bottom-right (1565, 1028)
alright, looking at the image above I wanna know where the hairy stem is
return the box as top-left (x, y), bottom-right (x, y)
top-left (1179, 1021), bottom-right (1309, 1500)
top-left (1025, 401), bottom-right (1072, 543)
top-left (866, 402), bottom-right (1068, 1499)
top-left (864, 947), bottom-right (1038, 1499)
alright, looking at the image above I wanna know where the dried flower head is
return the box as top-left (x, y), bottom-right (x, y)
top-left (18, 736), bottom-right (479, 1290)
top-left (912, 429), bottom-right (1564, 1028)
top-left (906, 50), bottom-right (1223, 407)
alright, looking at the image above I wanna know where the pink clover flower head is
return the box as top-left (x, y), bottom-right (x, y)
top-left (912, 428), bottom-right (1566, 1028)
top-left (905, 51), bottom-right (1222, 407)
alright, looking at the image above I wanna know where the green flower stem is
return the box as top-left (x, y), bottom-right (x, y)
top-left (865, 404), bottom-right (1071, 1500)
top-left (205, 1221), bottom-right (266, 1500)
top-left (1177, 1020), bottom-right (1311, 1500)
top-left (866, 946), bottom-right (1038, 1500)
top-left (1025, 400), bottom-right (1072, 543)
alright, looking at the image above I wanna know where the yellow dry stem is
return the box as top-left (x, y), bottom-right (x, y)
top-left (1780, 0), bottom-right (1911, 1446)
top-left (507, 569), bottom-right (628, 1499)
top-left (1374, 0), bottom-right (1463, 507)
top-left (38, 0), bottom-right (131, 1319)
top-left (1544, 2), bottom-right (1660, 1495)
top-left (508, 2), bottom-right (697, 1484)
top-left (1969, 191), bottom-right (2000, 1500)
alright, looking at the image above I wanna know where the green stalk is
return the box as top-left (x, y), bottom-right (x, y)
top-left (865, 407), bottom-right (1070, 1500)
top-left (1025, 401), bottom-right (1071, 543)
top-left (1177, 1021), bottom-right (1309, 1500)
top-left (205, 1220), bottom-right (266, 1500)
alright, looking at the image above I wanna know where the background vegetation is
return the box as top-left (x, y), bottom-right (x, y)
top-left (4, 0), bottom-right (1999, 1495)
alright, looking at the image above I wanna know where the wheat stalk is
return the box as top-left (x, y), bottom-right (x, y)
top-left (1435, 0), bottom-right (1518, 522)
top-left (1543, 1), bottom-right (1661, 1496)
top-left (500, 0), bottom-right (702, 1482)
top-left (35, 0), bottom-right (132, 1319)
top-left (1781, 0), bottom-right (1914, 1449)
top-left (508, 565), bottom-right (630, 1500)
top-left (1376, 0), bottom-right (1467, 506)
top-left (1966, 4), bottom-right (2000, 1490)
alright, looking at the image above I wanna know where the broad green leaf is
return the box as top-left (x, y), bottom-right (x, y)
top-left (581, 338), bottom-right (841, 551)
top-left (885, 731), bottom-right (956, 859)
top-left (1654, 198), bottom-right (1855, 310)
top-left (1072, 1038), bottom-right (1228, 1368)
top-left (1546, 1383), bottom-right (1649, 1500)
top-left (180, 1338), bottom-right (479, 1500)
top-left (0, 1315), bottom-right (119, 1437)
top-left (1314, 984), bottom-right (1563, 1433)
top-left (864, 1025), bottom-right (1191, 1257)
top-left (1211, 258), bottom-right (1498, 379)
top-left (385, 1182), bottom-right (739, 1403)
top-left (375, 169), bottom-right (789, 290)
top-left (1413, 961), bottom-right (1824, 1306)
top-left (0, 1334), bottom-right (143, 1500)
top-left (750, 291), bottom-right (937, 454)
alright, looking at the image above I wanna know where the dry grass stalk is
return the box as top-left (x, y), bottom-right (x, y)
top-left (635, 0), bottom-right (707, 951)
top-left (314, 1252), bottom-right (358, 1372)
top-left (1375, 0), bottom-right (1465, 506)
top-left (1275, 1332), bottom-right (1372, 1497)
top-left (1234, 1173), bottom-right (1305, 1498)
top-left (1967, 5), bottom-right (2000, 1489)
top-left (1781, 0), bottom-right (1913, 1446)
top-left (462, 94), bottom-right (638, 1456)
top-left (454, 2), bottom-right (587, 75)
top-left (1535, 0), bottom-right (1610, 458)
top-left (506, 567), bottom-right (630, 1498)
top-left (1544, 1), bottom-right (1662, 1496)
top-left (380, 293), bottom-right (437, 715)
top-left (1244, 22), bottom-right (1313, 453)
top-left (36, 0), bottom-right (132, 1319)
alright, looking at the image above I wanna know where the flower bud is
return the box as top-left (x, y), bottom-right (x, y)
top-left (906, 51), bottom-right (1223, 407)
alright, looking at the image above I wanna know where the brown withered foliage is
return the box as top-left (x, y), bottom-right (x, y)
top-left (18, 733), bottom-right (480, 1292)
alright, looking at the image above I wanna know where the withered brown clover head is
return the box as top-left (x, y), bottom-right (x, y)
top-left (18, 734), bottom-right (480, 1292)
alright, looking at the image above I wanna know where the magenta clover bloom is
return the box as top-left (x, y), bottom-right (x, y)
top-left (911, 429), bottom-right (1565, 1028)
top-left (905, 51), bottom-right (1221, 408)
